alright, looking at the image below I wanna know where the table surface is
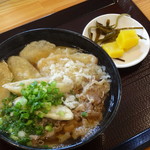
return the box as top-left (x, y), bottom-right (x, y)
top-left (0, 0), bottom-right (149, 34)
top-left (0, 0), bottom-right (150, 150)
top-left (132, 0), bottom-right (150, 20)
top-left (0, 0), bottom-right (86, 33)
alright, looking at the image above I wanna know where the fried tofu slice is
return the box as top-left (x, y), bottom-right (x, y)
top-left (2, 77), bottom-right (50, 95)
top-left (44, 105), bottom-right (74, 120)
top-left (0, 61), bottom-right (13, 107)
top-left (0, 61), bottom-right (13, 85)
top-left (7, 56), bottom-right (41, 81)
top-left (19, 40), bottom-right (56, 65)
top-left (0, 87), bottom-right (10, 107)
top-left (70, 53), bottom-right (98, 64)
top-left (13, 96), bottom-right (74, 120)
top-left (37, 53), bottom-right (98, 76)
top-left (52, 46), bottom-right (78, 55)
top-left (37, 54), bottom-right (66, 73)
top-left (3, 77), bottom-right (72, 95)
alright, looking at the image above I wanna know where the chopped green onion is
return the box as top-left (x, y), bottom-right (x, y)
top-left (0, 81), bottom-right (64, 145)
top-left (81, 112), bottom-right (88, 117)
top-left (37, 111), bottom-right (45, 118)
top-left (8, 102), bottom-right (13, 107)
top-left (42, 145), bottom-right (49, 148)
top-left (35, 126), bottom-right (43, 135)
top-left (0, 118), bottom-right (3, 125)
top-left (43, 102), bottom-right (51, 111)
top-left (45, 125), bottom-right (53, 132)
top-left (10, 135), bottom-right (19, 141)
top-left (21, 113), bottom-right (29, 119)
top-left (57, 111), bottom-right (65, 117)
top-left (25, 120), bottom-right (33, 126)
top-left (18, 131), bottom-right (26, 138)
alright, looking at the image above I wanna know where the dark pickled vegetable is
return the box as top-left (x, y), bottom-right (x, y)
top-left (114, 58), bottom-right (125, 62)
top-left (88, 14), bottom-right (144, 44)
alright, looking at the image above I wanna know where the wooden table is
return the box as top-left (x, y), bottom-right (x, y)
top-left (0, 0), bottom-right (149, 34)
top-left (0, 0), bottom-right (86, 33)
top-left (132, 0), bottom-right (150, 20)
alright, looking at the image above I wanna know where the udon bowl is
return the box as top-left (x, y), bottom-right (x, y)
top-left (0, 28), bottom-right (122, 150)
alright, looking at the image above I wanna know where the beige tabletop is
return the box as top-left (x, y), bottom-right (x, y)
top-left (132, 0), bottom-right (150, 21)
top-left (0, 0), bottom-right (149, 33)
top-left (0, 0), bottom-right (86, 33)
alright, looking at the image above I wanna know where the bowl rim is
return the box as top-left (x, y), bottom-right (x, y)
top-left (0, 28), bottom-right (122, 150)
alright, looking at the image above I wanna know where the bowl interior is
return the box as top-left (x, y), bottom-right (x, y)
top-left (0, 28), bottom-right (121, 150)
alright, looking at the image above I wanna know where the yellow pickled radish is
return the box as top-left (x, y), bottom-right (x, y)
top-left (102, 41), bottom-right (124, 58)
top-left (116, 30), bottom-right (139, 51)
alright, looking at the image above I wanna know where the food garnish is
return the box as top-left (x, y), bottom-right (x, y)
top-left (88, 14), bottom-right (143, 44)
top-left (88, 14), bottom-right (145, 61)
top-left (0, 81), bottom-right (64, 145)
top-left (81, 112), bottom-right (88, 117)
